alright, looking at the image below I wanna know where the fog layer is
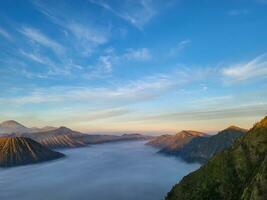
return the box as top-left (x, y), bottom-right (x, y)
top-left (0, 141), bottom-right (200, 200)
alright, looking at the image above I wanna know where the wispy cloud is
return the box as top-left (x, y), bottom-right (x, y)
top-left (222, 54), bottom-right (267, 82)
top-left (227, 9), bottom-right (250, 16)
top-left (138, 103), bottom-right (267, 122)
top-left (82, 47), bottom-right (152, 79)
top-left (190, 95), bottom-right (233, 107)
top-left (83, 55), bottom-right (113, 79)
top-left (20, 26), bottom-right (64, 54)
top-left (89, 0), bottom-right (166, 29)
top-left (0, 75), bottom-right (172, 105)
top-left (19, 50), bottom-right (47, 65)
top-left (31, 0), bottom-right (109, 55)
top-left (85, 108), bottom-right (132, 121)
top-left (0, 67), bottom-right (209, 106)
top-left (18, 49), bottom-right (81, 77)
top-left (169, 39), bottom-right (191, 56)
top-left (67, 22), bottom-right (108, 45)
top-left (0, 27), bottom-right (13, 41)
top-left (124, 48), bottom-right (151, 61)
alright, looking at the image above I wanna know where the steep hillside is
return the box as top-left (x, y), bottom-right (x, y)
top-left (23, 127), bottom-right (87, 149)
top-left (147, 131), bottom-right (206, 153)
top-left (178, 126), bottom-right (247, 163)
top-left (146, 134), bottom-right (175, 148)
top-left (166, 116), bottom-right (267, 200)
top-left (147, 130), bottom-right (205, 153)
top-left (0, 137), bottom-right (64, 167)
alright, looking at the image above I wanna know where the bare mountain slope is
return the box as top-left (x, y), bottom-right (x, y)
top-left (0, 137), bottom-right (64, 167)
top-left (147, 130), bottom-right (206, 153)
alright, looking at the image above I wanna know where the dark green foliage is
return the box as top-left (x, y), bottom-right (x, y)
top-left (166, 116), bottom-right (267, 200)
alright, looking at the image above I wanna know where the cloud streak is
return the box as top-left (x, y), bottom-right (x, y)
top-left (0, 67), bottom-right (208, 106)
top-left (0, 27), bottom-right (13, 41)
top-left (169, 39), bottom-right (191, 56)
top-left (89, 0), bottom-right (164, 29)
top-left (124, 48), bottom-right (151, 61)
top-left (20, 26), bottom-right (64, 54)
top-left (31, 0), bottom-right (109, 55)
top-left (222, 54), bottom-right (267, 82)
top-left (138, 103), bottom-right (267, 122)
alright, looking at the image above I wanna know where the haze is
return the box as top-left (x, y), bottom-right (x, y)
top-left (0, 141), bottom-right (199, 200)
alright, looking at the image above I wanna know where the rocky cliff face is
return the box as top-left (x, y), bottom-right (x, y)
top-left (0, 137), bottom-right (65, 167)
top-left (166, 116), bottom-right (267, 200)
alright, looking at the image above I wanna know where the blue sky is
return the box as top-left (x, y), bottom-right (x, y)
top-left (0, 0), bottom-right (267, 134)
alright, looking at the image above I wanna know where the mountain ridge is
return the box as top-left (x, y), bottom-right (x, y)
top-left (177, 126), bottom-right (247, 163)
top-left (0, 120), bottom-right (58, 134)
top-left (147, 130), bottom-right (207, 153)
top-left (0, 120), bottom-right (30, 134)
top-left (0, 120), bottom-right (153, 149)
top-left (165, 116), bottom-right (267, 200)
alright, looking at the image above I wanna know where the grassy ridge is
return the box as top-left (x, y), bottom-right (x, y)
top-left (166, 116), bottom-right (267, 200)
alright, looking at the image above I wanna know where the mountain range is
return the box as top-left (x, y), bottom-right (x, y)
top-left (147, 126), bottom-right (247, 165)
top-left (166, 116), bottom-right (267, 200)
top-left (0, 137), bottom-right (64, 167)
top-left (0, 120), bottom-right (57, 134)
top-left (177, 126), bottom-right (247, 163)
top-left (0, 120), bottom-right (153, 149)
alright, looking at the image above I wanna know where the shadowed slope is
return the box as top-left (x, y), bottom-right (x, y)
top-left (178, 126), bottom-right (247, 163)
top-left (166, 116), bottom-right (267, 200)
top-left (0, 137), bottom-right (64, 167)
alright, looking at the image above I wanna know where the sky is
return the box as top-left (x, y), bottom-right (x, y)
top-left (0, 0), bottom-right (267, 134)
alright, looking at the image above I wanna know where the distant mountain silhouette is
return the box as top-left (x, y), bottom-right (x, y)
top-left (166, 116), bottom-right (267, 200)
top-left (177, 126), bottom-right (247, 163)
top-left (0, 120), bottom-right (57, 134)
top-left (0, 137), bottom-right (64, 167)
top-left (77, 133), bottom-right (153, 145)
top-left (29, 126), bottom-right (57, 133)
top-left (147, 130), bottom-right (206, 153)
top-left (0, 120), bottom-right (153, 149)
top-left (0, 120), bottom-right (30, 134)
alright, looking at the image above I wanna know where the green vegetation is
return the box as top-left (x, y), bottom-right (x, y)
top-left (166, 116), bottom-right (267, 200)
